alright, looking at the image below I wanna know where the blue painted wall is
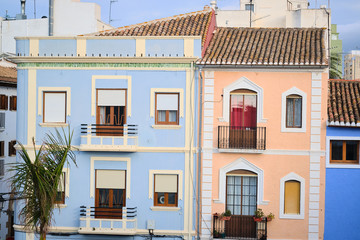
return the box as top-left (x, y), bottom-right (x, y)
top-left (324, 126), bottom-right (360, 240)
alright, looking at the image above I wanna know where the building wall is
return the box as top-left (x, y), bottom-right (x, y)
top-left (0, 85), bottom-right (16, 240)
top-left (324, 127), bottom-right (360, 240)
top-left (200, 69), bottom-right (327, 239)
top-left (344, 51), bottom-right (360, 80)
top-left (13, 36), bottom-right (199, 240)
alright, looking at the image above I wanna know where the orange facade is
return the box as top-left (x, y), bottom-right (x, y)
top-left (200, 69), bottom-right (327, 239)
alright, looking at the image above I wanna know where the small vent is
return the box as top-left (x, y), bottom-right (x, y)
top-left (0, 159), bottom-right (4, 177)
top-left (0, 113), bottom-right (5, 129)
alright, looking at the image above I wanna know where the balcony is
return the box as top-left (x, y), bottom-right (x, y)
top-left (218, 126), bottom-right (266, 153)
top-left (79, 206), bottom-right (137, 235)
top-left (80, 124), bottom-right (138, 152)
top-left (213, 214), bottom-right (267, 239)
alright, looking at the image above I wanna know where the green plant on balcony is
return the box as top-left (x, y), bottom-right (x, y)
top-left (253, 208), bottom-right (264, 222)
top-left (220, 209), bottom-right (232, 221)
top-left (266, 212), bottom-right (275, 222)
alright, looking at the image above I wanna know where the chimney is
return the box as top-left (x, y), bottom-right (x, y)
top-left (16, 0), bottom-right (27, 19)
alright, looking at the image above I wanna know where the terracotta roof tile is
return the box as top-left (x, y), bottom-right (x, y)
top-left (198, 27), bottom-right (328, 66)
top-left (328, 79), bottom-right (360, 126)
top-left (93, 8), bottom-right (214, 46)
top-left (0, 66), bottom-right (17, 83)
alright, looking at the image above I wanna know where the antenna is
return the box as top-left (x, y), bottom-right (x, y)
top-left (109, 0), bottom-right (118, 24)
top-left (34, 0), bottom-right (36, 18)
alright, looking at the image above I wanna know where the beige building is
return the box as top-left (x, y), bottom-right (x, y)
top-left (344, 50), bottom-right (360, 80)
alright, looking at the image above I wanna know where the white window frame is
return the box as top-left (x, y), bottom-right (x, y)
top-left (149, 170), bottom-right (183, 211)
top-left (38, 87), bottom-right (71, 126)
top-left (214, 157), bottom-right (268, 205)
top-left (326, 136), bottom-right (360, 168)
top-left (279, 172), bottom-right (305, 219)
top-left (281, 87), bottom-right (307, 132)
top-left (222, 77), bottom-right (266, 123)
top-left (150, 88), bottom-right (184, 118)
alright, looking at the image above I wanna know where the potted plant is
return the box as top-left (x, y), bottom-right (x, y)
top-left (213, 229), bottom-right (220, 238)
top-left (220, 209), bottom-right (232, 221)
top-left (253, 208), bottom-right (264, 222)
top-left (219, 232), bottom-right (226, 238)
top-left (266, 212), bottom-right (275, 222)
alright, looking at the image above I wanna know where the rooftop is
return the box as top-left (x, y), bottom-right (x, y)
top-left (198, 27), bottom-right (328, 66)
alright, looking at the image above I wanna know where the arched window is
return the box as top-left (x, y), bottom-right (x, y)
top-left (280, 173), bottom-right (305, 219)
top-left (230, 89), bottom-right (257, 128)
top-left (286, 94), bottom-right (302, 128)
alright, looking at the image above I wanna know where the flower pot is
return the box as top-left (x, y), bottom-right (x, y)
top-left (220, 216), bottom-right (231, 221)
top-left (220, 232), bottom-right (226, 238)
top-left (266, 217), bottom-right (273, 222)
top-left (253, 217), bottom-right (263, 222)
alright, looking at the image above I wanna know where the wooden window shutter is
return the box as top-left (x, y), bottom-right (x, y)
top-left (0, 95), bottom-right (5, 110)
top-left (4, 95), bottom-right (8, 110)
top-left (284, 180), bottom-right (300, 214)
top-left (10, 96), bottom-right (17, 111)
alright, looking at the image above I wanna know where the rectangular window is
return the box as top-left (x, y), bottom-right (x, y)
top-left (0, 95), bottom-right (8, 110)
top-left (55, 172), bottom-right (65, 204)
top-left (154, 174), bottom-right (178, 207)
top-left (155, 93), bottom-right (179, 125)
top-left (8, 140), bottom-right (16, 156)
top-left (9, 96), bottom-right (16, 111)
top-left (284, 180), bottom-right (300, 214)
top-left (96, 89), bottom-right (126, 136)
top-left (286, 95), bottom-right (302, 128)
top-left (43, 92), bottom-right (66, 123)
top-left (95, 170), bottom-right (126, 219)
top-left (0, 141), bottom-right (4, 157)
top-left (330, 140), bottom-right (359, 164)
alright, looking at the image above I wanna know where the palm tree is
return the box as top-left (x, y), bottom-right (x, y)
top-left (9, 128), bottom-right (76, 240)
top-left (329, 53), bottom-right (343, 79)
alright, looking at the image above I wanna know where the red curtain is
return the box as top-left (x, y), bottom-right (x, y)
top-left (230, 94), bottom-right (257, 127)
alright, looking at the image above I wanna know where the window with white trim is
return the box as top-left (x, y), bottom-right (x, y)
top-left (281, 87), bottom-right (307, 132)
top-left (155, 93), bottom-right (179, 125)
top-left (154, 174), bottom-right (178, 207)
top-left (43, 92), bottom-right (66, 123)
top-left (279, 173), bottom-right (305, 219)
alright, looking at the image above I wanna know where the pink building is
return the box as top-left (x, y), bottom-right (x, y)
top-left (198, 27), bottom-right (328, 239)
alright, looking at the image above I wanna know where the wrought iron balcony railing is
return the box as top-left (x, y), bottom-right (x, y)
top-left (218, 126), bottom-right (266, 150)
top-left (213, 214), bottom-right (267, 239)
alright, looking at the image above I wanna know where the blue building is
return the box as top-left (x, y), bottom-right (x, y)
top-left (325, 79), bottom-right (360, 240)
top-left (11, 9), bottom-right (212, 238)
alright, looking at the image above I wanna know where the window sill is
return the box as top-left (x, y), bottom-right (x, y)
top-left (150, 206), bottom-right (180, 211)
top-left (152, 125), bottom-right (181, 129)
top-left (39, 123), bottom-right (68, 128)
top-left (327, 163), bottom-right (360, 169)
top-left (281, 127), bottom-right (306, 133)
top-left (279, 214), bottom-right (304, 220)
top-left (54, 204), bottom-right (67, 208)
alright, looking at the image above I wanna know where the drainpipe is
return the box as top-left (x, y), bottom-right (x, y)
top-left (197, 68), bottom-right (203, 240)
top-left (48, 0), bottom-right (54, 36)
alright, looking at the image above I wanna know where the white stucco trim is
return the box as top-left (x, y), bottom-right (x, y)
top-left (326, 136), bottom-right (360, 168)
top-left (279, 172), bottom-right (305, 219)
top-left (222, 76), bottom-right (266, 123)
top-left (150, 88), bottom-right (184, 118)
top-left (281, 87), bottom-right (307, 133)
top-left (150, 206), bottom-right (181, 211)
top-left (37, 87), bottom-right (71, 116)
top-left (91, 75), bottom-right (132, 117)
top-left (148, 170), bottom-right (183, 200)
top-left (63, 167), bottom-right (70, 198)
top-left (214, 157), bottom-right (268, 205)
top-left (90, 157), bottom-right (131, 199)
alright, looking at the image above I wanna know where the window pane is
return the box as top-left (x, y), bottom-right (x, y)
top-left (98, 189), bottom-right (109, 208)
top-left (55, 192), bottom-right (63, 203)
top-left (168, 193), bottom-right (176, 205)
top-left (44, 92), bottom-right (66, 123)
top-left (169, 111), bottom-right (177, 122)
top-left (294, 98), bottom-right (302, 127)
top-left (346, 141), bottom-right (358, 161)
top-left (157, 110), bottom-right (166, 122)
top-left (286, 98), bottom-right (294, 127)
top-left (157, 192), bottom-right (165, 205)
top-left (113, 189), bottom-right (124, 208)
top-left (331, 141), bottom-right (343, 160)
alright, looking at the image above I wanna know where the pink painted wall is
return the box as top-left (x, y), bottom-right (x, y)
top-left (203, 69), bottom-right (327, 239)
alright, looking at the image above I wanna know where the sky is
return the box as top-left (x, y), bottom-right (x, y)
top-left (0, 0), bottom-right (359, 53)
